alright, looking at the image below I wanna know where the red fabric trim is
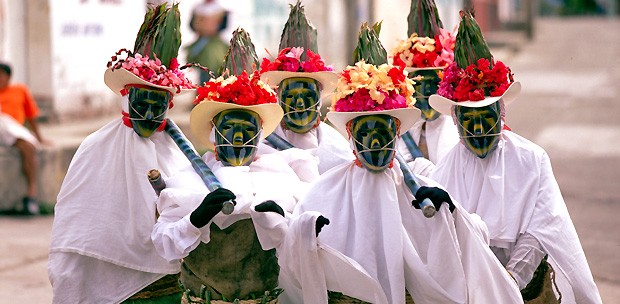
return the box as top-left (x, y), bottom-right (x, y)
top-left (156, 118), bottom-right (167, 132)
top-left (122, 111), bottom-right (132, 128)
top-left (503, 124), bottom-right (511, 131)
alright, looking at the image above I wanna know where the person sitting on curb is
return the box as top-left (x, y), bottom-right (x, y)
top-left (0, 62), bottom-right (51, 215)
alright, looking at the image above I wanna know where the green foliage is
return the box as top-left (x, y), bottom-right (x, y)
top-left (278, 0), bottom-right (319, 61)
top-left (133, 2), bottom-right (181, 67)
top-left (407, 0), bottom-right (444, 38)
top-left (453, 10), bottom-right (493, 68)
top-left (353, 22), bottom-right (388, 65)
top-left (220, 28), bottom-right (259, 76)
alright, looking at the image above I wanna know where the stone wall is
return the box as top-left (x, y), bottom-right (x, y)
top-left (0, 145), bottom-right (74, 210)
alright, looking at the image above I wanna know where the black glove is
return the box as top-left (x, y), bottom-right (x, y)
top-left (315, 216), bottom-right (330, 237)
top-left (190, 188), bottom-right (236, 228)
top-left (412, 186), bottom-right (455, 213)
top-left (254, 200), bottom-right (285, 217)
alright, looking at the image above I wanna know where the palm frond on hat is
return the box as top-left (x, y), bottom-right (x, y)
top-left (454, 10), bottom-right (493, 69)
top-left (278, 0), bottom-right (318, 61)
top-left (407, 0), bottom-right (443, 38)
top-left (105, 2), bottom-right (194, 95)
top-left (353, 22), bottom-right (388, 65)
top-left (220, 27), bottom-right (259, 76)
top-left (134, 2), bottom-right (181, 68)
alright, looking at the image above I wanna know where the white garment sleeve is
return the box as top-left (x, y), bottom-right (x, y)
top-left (506, 232), bottom-right (546, 289)
top-left (151, 189), bottom-right (212, 262)
top-left (407, 157), bottom-right (436, 177)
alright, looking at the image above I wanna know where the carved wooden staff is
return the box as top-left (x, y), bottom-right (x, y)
top-left (160, 118), bottom-right (235, 215)
top-left (394, 151), bottom-right (436, 218)
top-left (401, 131), bottom-right (425, 159)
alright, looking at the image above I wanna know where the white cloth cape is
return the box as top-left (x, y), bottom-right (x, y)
top-left (260, 123), bottom-right (354, 175)
top-left (251, 210), bottom-right (389, 304)
top-left (431, 131), bottom-right (602, 304)
top-left (397, 114), bottom-right (459, 164)
top-left (0, 112), bottom-right (38, 146)
top-left (293, 162), bottom-right (523, 304)
top-left (151, 149), bottom-right (315, 262)
top-left (48, 118), bottom-right (191, 303)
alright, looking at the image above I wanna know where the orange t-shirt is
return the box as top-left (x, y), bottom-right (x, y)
top-left (0, 84), bottom-right (39, 125)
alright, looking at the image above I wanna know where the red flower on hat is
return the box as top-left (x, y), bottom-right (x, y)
top-left (194, 70), bottom-right (277, 106)
top-left (332, 62), bottom-right (415, 112)
top-left (437, 58), bottom-right (513, 102)
top-left (260, 47), bottom-right (333, 73)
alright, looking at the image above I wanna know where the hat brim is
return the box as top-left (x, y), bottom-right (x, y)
top-left (326, 107), bottom-right (421, 138)
top-left (429, 82), bottom-right (522, 116)
top-left (104, 67), bottom-right (194, 97)
top-left (190, 101), bottom-right (284, 150)
top-left (260, 71), bottom-right (338, 98)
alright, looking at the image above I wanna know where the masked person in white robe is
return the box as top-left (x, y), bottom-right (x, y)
top-left (391, 0), bottom-right (460, 177)
top-left (429, 11), bottom-right (602, 304)
top-left (259, 1), bottom-right (354, 174)
top-left (48, 3), bottom-right (197, 304)
top-left (284, 23), bottom-right (523, 303)
top-left (150, 61), bottom-right (329, 303)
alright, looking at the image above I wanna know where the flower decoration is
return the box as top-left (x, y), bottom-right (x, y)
top-left (194, 70), bottom-right (277, 106)
top-left (108, 49), bottom-right (196, 93)
top-left (260, 47), bottom-right (333, 73)
top-left (332, 61), bottom-right (416, 112)
top-left (437, 58), bottom-right (514, 102)
top-left (391, 28), bottom-right (455, 69)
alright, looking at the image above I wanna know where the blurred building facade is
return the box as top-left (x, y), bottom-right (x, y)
top-left (2, 0), bottom-right (611, 122)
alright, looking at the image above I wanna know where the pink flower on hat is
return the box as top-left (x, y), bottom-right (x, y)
top-left (332, 61), bottom-right (415, 112)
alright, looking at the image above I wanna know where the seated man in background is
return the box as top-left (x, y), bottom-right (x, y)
top-left (0, 62), bottom-right (50, 215)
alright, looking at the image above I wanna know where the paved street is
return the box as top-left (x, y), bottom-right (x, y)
top-left (1, 17), bottom-right (619, 303)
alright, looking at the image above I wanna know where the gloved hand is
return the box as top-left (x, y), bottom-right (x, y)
top-left (412, 186), bottom-right (455, 213)
top-left (254, 200), bottom-right (285, 217)
top-left (315, 216), bottom-right (330, 237)
top-left (190, 188), bottom-right (236, 228)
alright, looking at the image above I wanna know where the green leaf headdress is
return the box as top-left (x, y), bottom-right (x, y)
top-left (353, 22), bottom-right (388, 65)
top-left (453, 10), bottom-right (493, 68)
top-left (220, 27), bottom-right (259, 76)
top-left (105, 2), bottom-right (194, 96)
top-left (278, 0), bottom-right (319, 61)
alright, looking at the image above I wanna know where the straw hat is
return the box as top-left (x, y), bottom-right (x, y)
top-left (190, 71), bottom-right (283, 150)
top-left (105, 3), bottom-right (195, 98)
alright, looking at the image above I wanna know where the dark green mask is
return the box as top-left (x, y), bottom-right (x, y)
top-left (350, 114), bottom-right (399, 172)
top-left (278, 77), bottom-right (320, 133)
top-left (127, 87), bottom-right (171, 138)
top-left (213, 109), bottom-right (261, 166)
top-left (411, 69), bottom-right (440, 121)
top-left (455, 102), bottom-right (502, 159)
